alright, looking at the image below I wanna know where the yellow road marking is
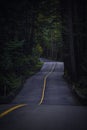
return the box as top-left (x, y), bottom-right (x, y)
top-left (0, 104), bottom-right (27, 118)
top-left (39, 63), bottom-right (55, 105)
top-left (0, 63), bottom-right (56, 117)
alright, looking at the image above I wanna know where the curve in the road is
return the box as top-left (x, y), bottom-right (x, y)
top-left (0, 63), bottom-right (56, 118)
top-left (39, 63), bottom-right (56, 105)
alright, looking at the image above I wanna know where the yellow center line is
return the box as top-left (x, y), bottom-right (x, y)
top-left (0, 104), bottom-right (27, 118)
top-left (0, 63), bottom-right (56, 117)
top-left (39, 63), bottom-right (56, 105)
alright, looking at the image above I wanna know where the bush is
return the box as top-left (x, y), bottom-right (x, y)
top-left (0, 73), bottom-right (21, 96)
top-left (0, 40), bottom-right (43, 98)
top-left (32, 44), bottom-right (43, 57)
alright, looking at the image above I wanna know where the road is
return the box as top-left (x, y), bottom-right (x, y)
top-left (0, 60), bottom-right (87, 130)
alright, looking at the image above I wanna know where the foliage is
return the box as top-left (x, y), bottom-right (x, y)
top-left (0, 0), bottom-right (62, 98)
top-left (35, 0), bottom-right (62, 60)
top-left (32, 44), bottom-right (43, 57)
top-left (0, 39), bottom-right (42, 96)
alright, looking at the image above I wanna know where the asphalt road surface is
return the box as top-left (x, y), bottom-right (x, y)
top-left (0, 60), bottom-right (87, 130)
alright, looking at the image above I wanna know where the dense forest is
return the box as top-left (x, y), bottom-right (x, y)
top-left (0, 0), bottom-right (62, 100)
top-left (34, 0), bottom-right (62, 60)
top-left (0, 0), bottom-right (87, 102)
top-left (61, 0), bottom-right (87, 99)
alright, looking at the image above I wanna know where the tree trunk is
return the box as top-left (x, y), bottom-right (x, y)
top-left (67, 0), bottom-right (77, 81)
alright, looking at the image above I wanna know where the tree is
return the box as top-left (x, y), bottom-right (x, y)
top-left (32, 44), bottom-right (43, 58)
top-left (34, 0), bottom-right (62, 60)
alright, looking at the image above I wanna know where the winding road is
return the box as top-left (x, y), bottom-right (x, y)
top-left (12, 60), bottom-right (79, 105)
top-left (0, 60), bottom-right (87, 130)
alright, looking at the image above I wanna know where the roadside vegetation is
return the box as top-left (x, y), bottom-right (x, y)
top-left (0, 0), bottom-right (62, 102)
top-left (0, 39), bottom-right (43, 102)
top-left (1, 0), bottom-right (87, 104)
